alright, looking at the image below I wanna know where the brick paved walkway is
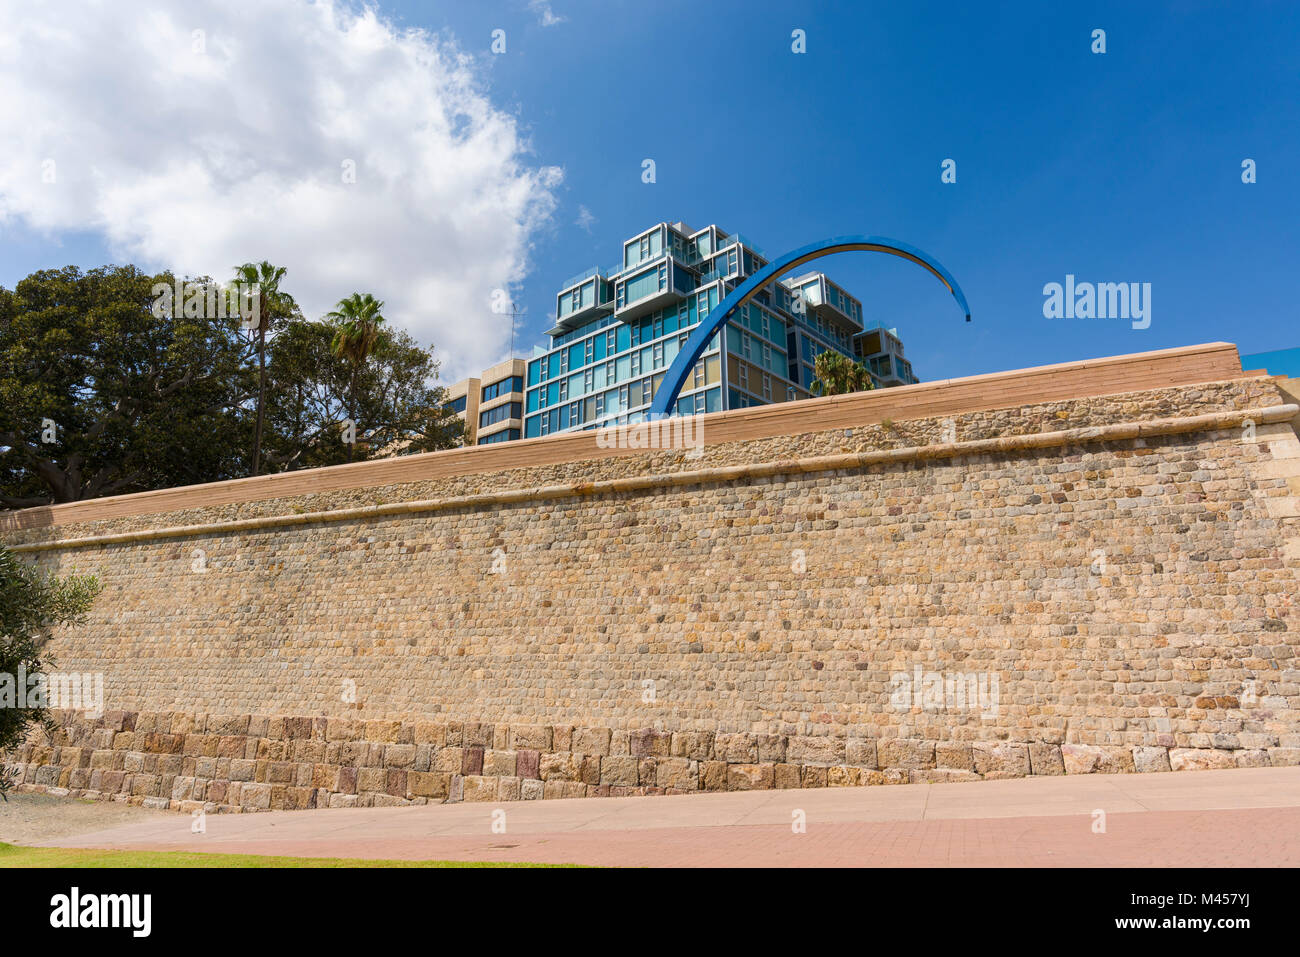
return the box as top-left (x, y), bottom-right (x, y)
top-left (30, 766), bottom-right (1300, 866)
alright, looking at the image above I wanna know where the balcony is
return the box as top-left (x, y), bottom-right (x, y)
top-left (552, 274), bottom-right (615, 334)
top-left (613, 257), bottom-right (693, 322)
top-left (786, 274), bottom-right (863, 334)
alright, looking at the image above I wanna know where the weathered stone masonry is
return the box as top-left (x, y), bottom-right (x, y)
top-left (4, 350), bottom-right (1300, 813)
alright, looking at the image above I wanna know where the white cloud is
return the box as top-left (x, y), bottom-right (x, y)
top-left (0, 0), bottom-right (561, 380)
top-left (528, 1), bottom-right (566, 27)
top-left (575, 204), bottom-right (596, 233)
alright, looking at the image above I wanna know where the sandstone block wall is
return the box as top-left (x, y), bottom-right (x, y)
top-left (5, 368), bottom-right (1300, 812)
top-left (14, 708), bottom-right (1296, 814)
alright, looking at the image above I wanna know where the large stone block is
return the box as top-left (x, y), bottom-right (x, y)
top-left (573, 727), bottom-right (612, 756)
top-left (726, 764), bottom-right (774, 791)
top-left (1132, 747), bottom-right (1171, 773)
top-left (1028, 744), bottom-right (1064, 776)
top-left (878, 739), bottom-right (935, 770)
top-left (1169, 748), bottom-right (1237, 771)
top-left (482, 750), bottom-right (517, 777)
top-left (654, 757), bottom-right (698, 790)
top-left (847, 739), bottom-right (880, 769)
top-left (1062, 744), bottom-right (1135, 774)
top-left (510, 725), bottom-right (552, 751)
top-left (461, 775), bottom-right (498, 802)
top-left (432, 747), bottom-right (463, 774)
top-left (787, 736), bottom-right (845, 766)
top-left (629, 729), bottom-right (672, 758)
top-left (973, 742), bottom-right (1030, 776)
top-left (671, 731), bottom-right (714, 761)
top-left (408, 771), bottom-right (449, 799)
top-left (539, 752), bottom-right (582, 782)
top-left (712, 732), bottom-right (757, 763)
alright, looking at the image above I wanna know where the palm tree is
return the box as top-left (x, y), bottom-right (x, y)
top-left (324, 293), bottom-right (388, 459)
top-left (812, 350), bottom-right (875, 397)
top-left (232, 261), bottom-right (288, 475)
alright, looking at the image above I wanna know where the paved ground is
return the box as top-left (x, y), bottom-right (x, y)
top-left (15, 767), bottom-right (1300, 866)
top-left (0, 791), bottom-right (173, 846)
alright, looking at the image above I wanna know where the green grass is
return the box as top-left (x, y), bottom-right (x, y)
top-left (0, 842), bottom-right (565, 868)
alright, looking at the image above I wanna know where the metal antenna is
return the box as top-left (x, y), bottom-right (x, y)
top-left (509, 301), bottom-right (525, 357)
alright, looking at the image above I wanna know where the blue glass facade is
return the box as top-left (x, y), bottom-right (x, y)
top-left (524, 222), bottom-right (919, 439)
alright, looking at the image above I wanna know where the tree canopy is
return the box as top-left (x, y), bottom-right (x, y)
top-left (0, 265), bottom-right (257, 506)
top-left (812, 350), bottom-right (875, 397)
top-left (0, 265), bottom-right (463, 507)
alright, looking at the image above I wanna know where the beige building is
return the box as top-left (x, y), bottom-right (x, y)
top-left (445, 358), bottom-right (526, 446)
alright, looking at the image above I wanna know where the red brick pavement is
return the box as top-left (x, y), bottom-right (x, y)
top-left (43, 806), bottom-right (1300, 867)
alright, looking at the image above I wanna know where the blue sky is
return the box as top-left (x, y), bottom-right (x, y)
top-left (3, 0), bottom-right (1297, 382)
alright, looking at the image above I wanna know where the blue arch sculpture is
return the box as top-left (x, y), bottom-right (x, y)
top-left (647, 235), bottom-right (970, 418)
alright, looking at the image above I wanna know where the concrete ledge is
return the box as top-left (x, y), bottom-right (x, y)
top-left (10, 402), bottom-right (1297, 554)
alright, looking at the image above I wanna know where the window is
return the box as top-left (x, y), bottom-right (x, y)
top-left (605, 360), bottom-right (615, 384)
top-left (479, 402), bottom-right (522, 428)
top-left (444, 395), bottom-right (467, 414)
top-left (477, 428), bottom-right (520, 445)
top-left (694, 392), bottom-right (706, 414)
top-left (568, 400), bottom-right (581, 426)
top-left (652, 342), bottom-right (664, 368)
top-left (584, 338), bottom-right (595, 365)
top-left (584, 368), bottom-right (594, 392)
top-left (693, 360), bottom-right (705, 389)
top-left (481, 375), bottom-right (523, 402)
top-left (594, 394), bottom-right (605, 419)
top-left (606, 329), bottom-right (616, 353)
top-left (540, 414), bottom-right (550, 436)
top-left (738, 363), bottom-right (748, 390)
top-left (741, 331), bottom-right (752, 359)
top-left (762, 373), bottom-right (772, 401)
top-left (762, 342), bottom-right (772, 369)
top-left (641, 379), bottom-right (653, 406)
top-left (679, 332), bottom-right (689, 349)
top-left (630, 350), bottom-right (641, 376)
top-left (559, 350), bottom-right (569, 374)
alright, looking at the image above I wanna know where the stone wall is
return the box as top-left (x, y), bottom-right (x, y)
top-left (14, 708), bottom-right (1288, 815)
top-left (5, 372), bottom-right (1300, 812)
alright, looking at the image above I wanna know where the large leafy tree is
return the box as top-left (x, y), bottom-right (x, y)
top-left (231, 261), bottom-right (294, 475)
top-left (0, 546), bottom-right (101, 796)
top-left (812, 350), bottom-right (875, 397)
top-left (262, 318), bottom-right (462, 471)
top-left (0, 265), bottom-right (461, 505)
top-left (0, 266), bottom-right (257, 507)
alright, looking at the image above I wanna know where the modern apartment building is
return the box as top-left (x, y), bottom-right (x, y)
top-left (444, 358), bottom-right (526, 446)
top-left (522, 222), bottom-right (919, 439)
